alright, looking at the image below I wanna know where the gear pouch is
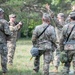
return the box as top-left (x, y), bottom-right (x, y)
top-left (64, 41), bottom-right (75, 50)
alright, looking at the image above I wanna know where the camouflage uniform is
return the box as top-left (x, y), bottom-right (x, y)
top-left (65, 10), bottom-right (75, 24)
top-left (7, 14), bottom-right (22, 65)
top-left (0, 8), bottom-right (11, 73)
top-left (32, 13), bottom-right (56, 75)
top-left (65, 4), bottom-right (75, 24)
top-left (60, 12), bottom-right (75, 75)
top-left (53, 13), bottom-right (65, 68)
top-left (48, 8), bottom-right (65, 70)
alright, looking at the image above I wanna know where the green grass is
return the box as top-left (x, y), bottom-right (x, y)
top-left (0, 39), bottom-right (74, 75)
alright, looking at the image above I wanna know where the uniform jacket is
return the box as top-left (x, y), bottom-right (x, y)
top-left (0, 18), bottom-right (11, 44)
top-left (8, 21), bottom-right (21, 41)
top-left (60, 21), bottom-right (75, 50)
top-left (32, 23), bottom-right (56, 50)
top-left (48, 9), bottom-right (65, 43)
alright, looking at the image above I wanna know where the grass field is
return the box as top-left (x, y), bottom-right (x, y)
top-left (0, 39), bottom-right (74, 75)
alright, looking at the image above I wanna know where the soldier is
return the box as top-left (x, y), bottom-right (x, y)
top-left (7, 14), bottom-right (22, 65)
top-left (65, 4), bottom-right (75, 23)
top-left (45, 4), bottom-right (65, 72)
top-left (0, 8), bottom-right (11, 75)
top-left (53, 13), bottom-right (65, 72)
top-left (60, 12), bottom-right (75, 75)
top-left (32, 13), bottom-right (56, 75)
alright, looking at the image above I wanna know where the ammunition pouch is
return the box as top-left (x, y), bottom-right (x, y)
top-left (60, 51), bottom-right (72, 63)
top-left (60, 51), bottom-right (68, 63)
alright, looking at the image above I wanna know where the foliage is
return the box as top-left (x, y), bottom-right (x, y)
top-left (0, 0), bottom-right (75, 38)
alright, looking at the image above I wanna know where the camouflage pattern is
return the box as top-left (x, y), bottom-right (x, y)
top-left (60, 66), bottom-right (69, 75)
top-left (60, 51), bottom-right (68, 63)
top-left (32, 21), bottom-right (56, 75)
top-left (65, 10), bottom-right (75, 24)
top-left (60, 51), bottom-right (75, 75)
top-left (32, 23), bottom-right (56, 51)
top-left (53, 13), bottom-right (65, 42)
top-left (60, 21), bottom-right (75, 50)
top-left (0, 18), bottom-right (11, 73)
top-left (60, 20), bottom-right (75, 74)
top-left (7, 20), bottom-right (22, 65)
top-left (0, 8), bottom-right (4, 12)
top-left (47, 8), bottom-right (65, 37)
top-left (65, 4), bottom-right (75, 24)
top-left (53, 50), bottom-right (60, 67)
top-left (48, 8), bottom-right (65, 68)
top-left (53, 14), bottom-right (65, 68)
top-left (33, 50), bottom-right (53, 75)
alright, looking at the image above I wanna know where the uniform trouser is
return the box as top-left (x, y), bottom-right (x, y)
top-left (53, 43), bottom-right (60, 67)
top-left (33, 50), bottom-right (53, 75)
top-left (61, 50), bottom-right (75, 75)
top-left (53, 50), bottom-right (60, 67)
top-left (7, 41), bottom-right (16, 64)
top-left (0, 44), bottom-right (8, 73)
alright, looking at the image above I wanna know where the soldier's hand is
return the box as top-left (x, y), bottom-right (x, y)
top-left (45, 3), bottom-right (50, 10)
top-left (18, 21), bottom-right (22, 26)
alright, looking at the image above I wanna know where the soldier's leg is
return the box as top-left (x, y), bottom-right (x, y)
top-left (33, 56), bottom-right (40, 72)
top-left (1, 45), bottom-right (8, 73)
top-left (50, 52), bottom-right (54, 65)
top-left (7, 42), bottom-right (16, 65)
top-left (61, 51), bottom-right (71, 75)
top-left (33, 50), bottom-right (44, 72)
top-left (53, 50), bottom-right (60, 72)
top-left (72, 53), bottom-right (75, 74)
top-left (43, 50), bottom-right (53, 75)
top-left (61, 62), bottom-right (70, 75)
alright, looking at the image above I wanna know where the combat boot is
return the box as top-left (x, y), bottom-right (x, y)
top-left (33, 68), bottom-right (38, 73)
top-left (52, 66), bottom-right (58, 72)
top-left (33, 69), bottom-right (38, 74)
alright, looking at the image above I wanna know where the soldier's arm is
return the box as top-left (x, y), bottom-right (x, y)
top-left (3, 20), bottom-right (11, 36)
top-left (49, 26), bottom-right (57, 48)
top-left (60, 32), bottom-right (64, 51)
top-left (45, 4), bottom-right (54, 17)
top-left (46, 6), bottom-right (61, 28)
top-left (60, 25), bottom-right (68, 51)
top-left (32, 27), bottom-right (38, 46)
top-left (50, 26), bottom-right (57, 43)
top-left (45, 4), bottom-right (58, 27)
top-left (9, 22), bottom-right (22, 31)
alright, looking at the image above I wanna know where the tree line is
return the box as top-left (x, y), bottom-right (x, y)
top-left (0, 0), bottom-right (75, 38)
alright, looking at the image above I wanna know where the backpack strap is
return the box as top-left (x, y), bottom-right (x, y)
top-left (37, 25), bottom-right (49, 38)
top-left (66, 24), bottom-right (75, 42)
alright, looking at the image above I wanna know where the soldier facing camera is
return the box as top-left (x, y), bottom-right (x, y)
top-left (7, 14), bottom-right (23, 66)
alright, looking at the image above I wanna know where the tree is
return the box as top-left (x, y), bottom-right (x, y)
top-left (0, 0), bottom-right (75, 38)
